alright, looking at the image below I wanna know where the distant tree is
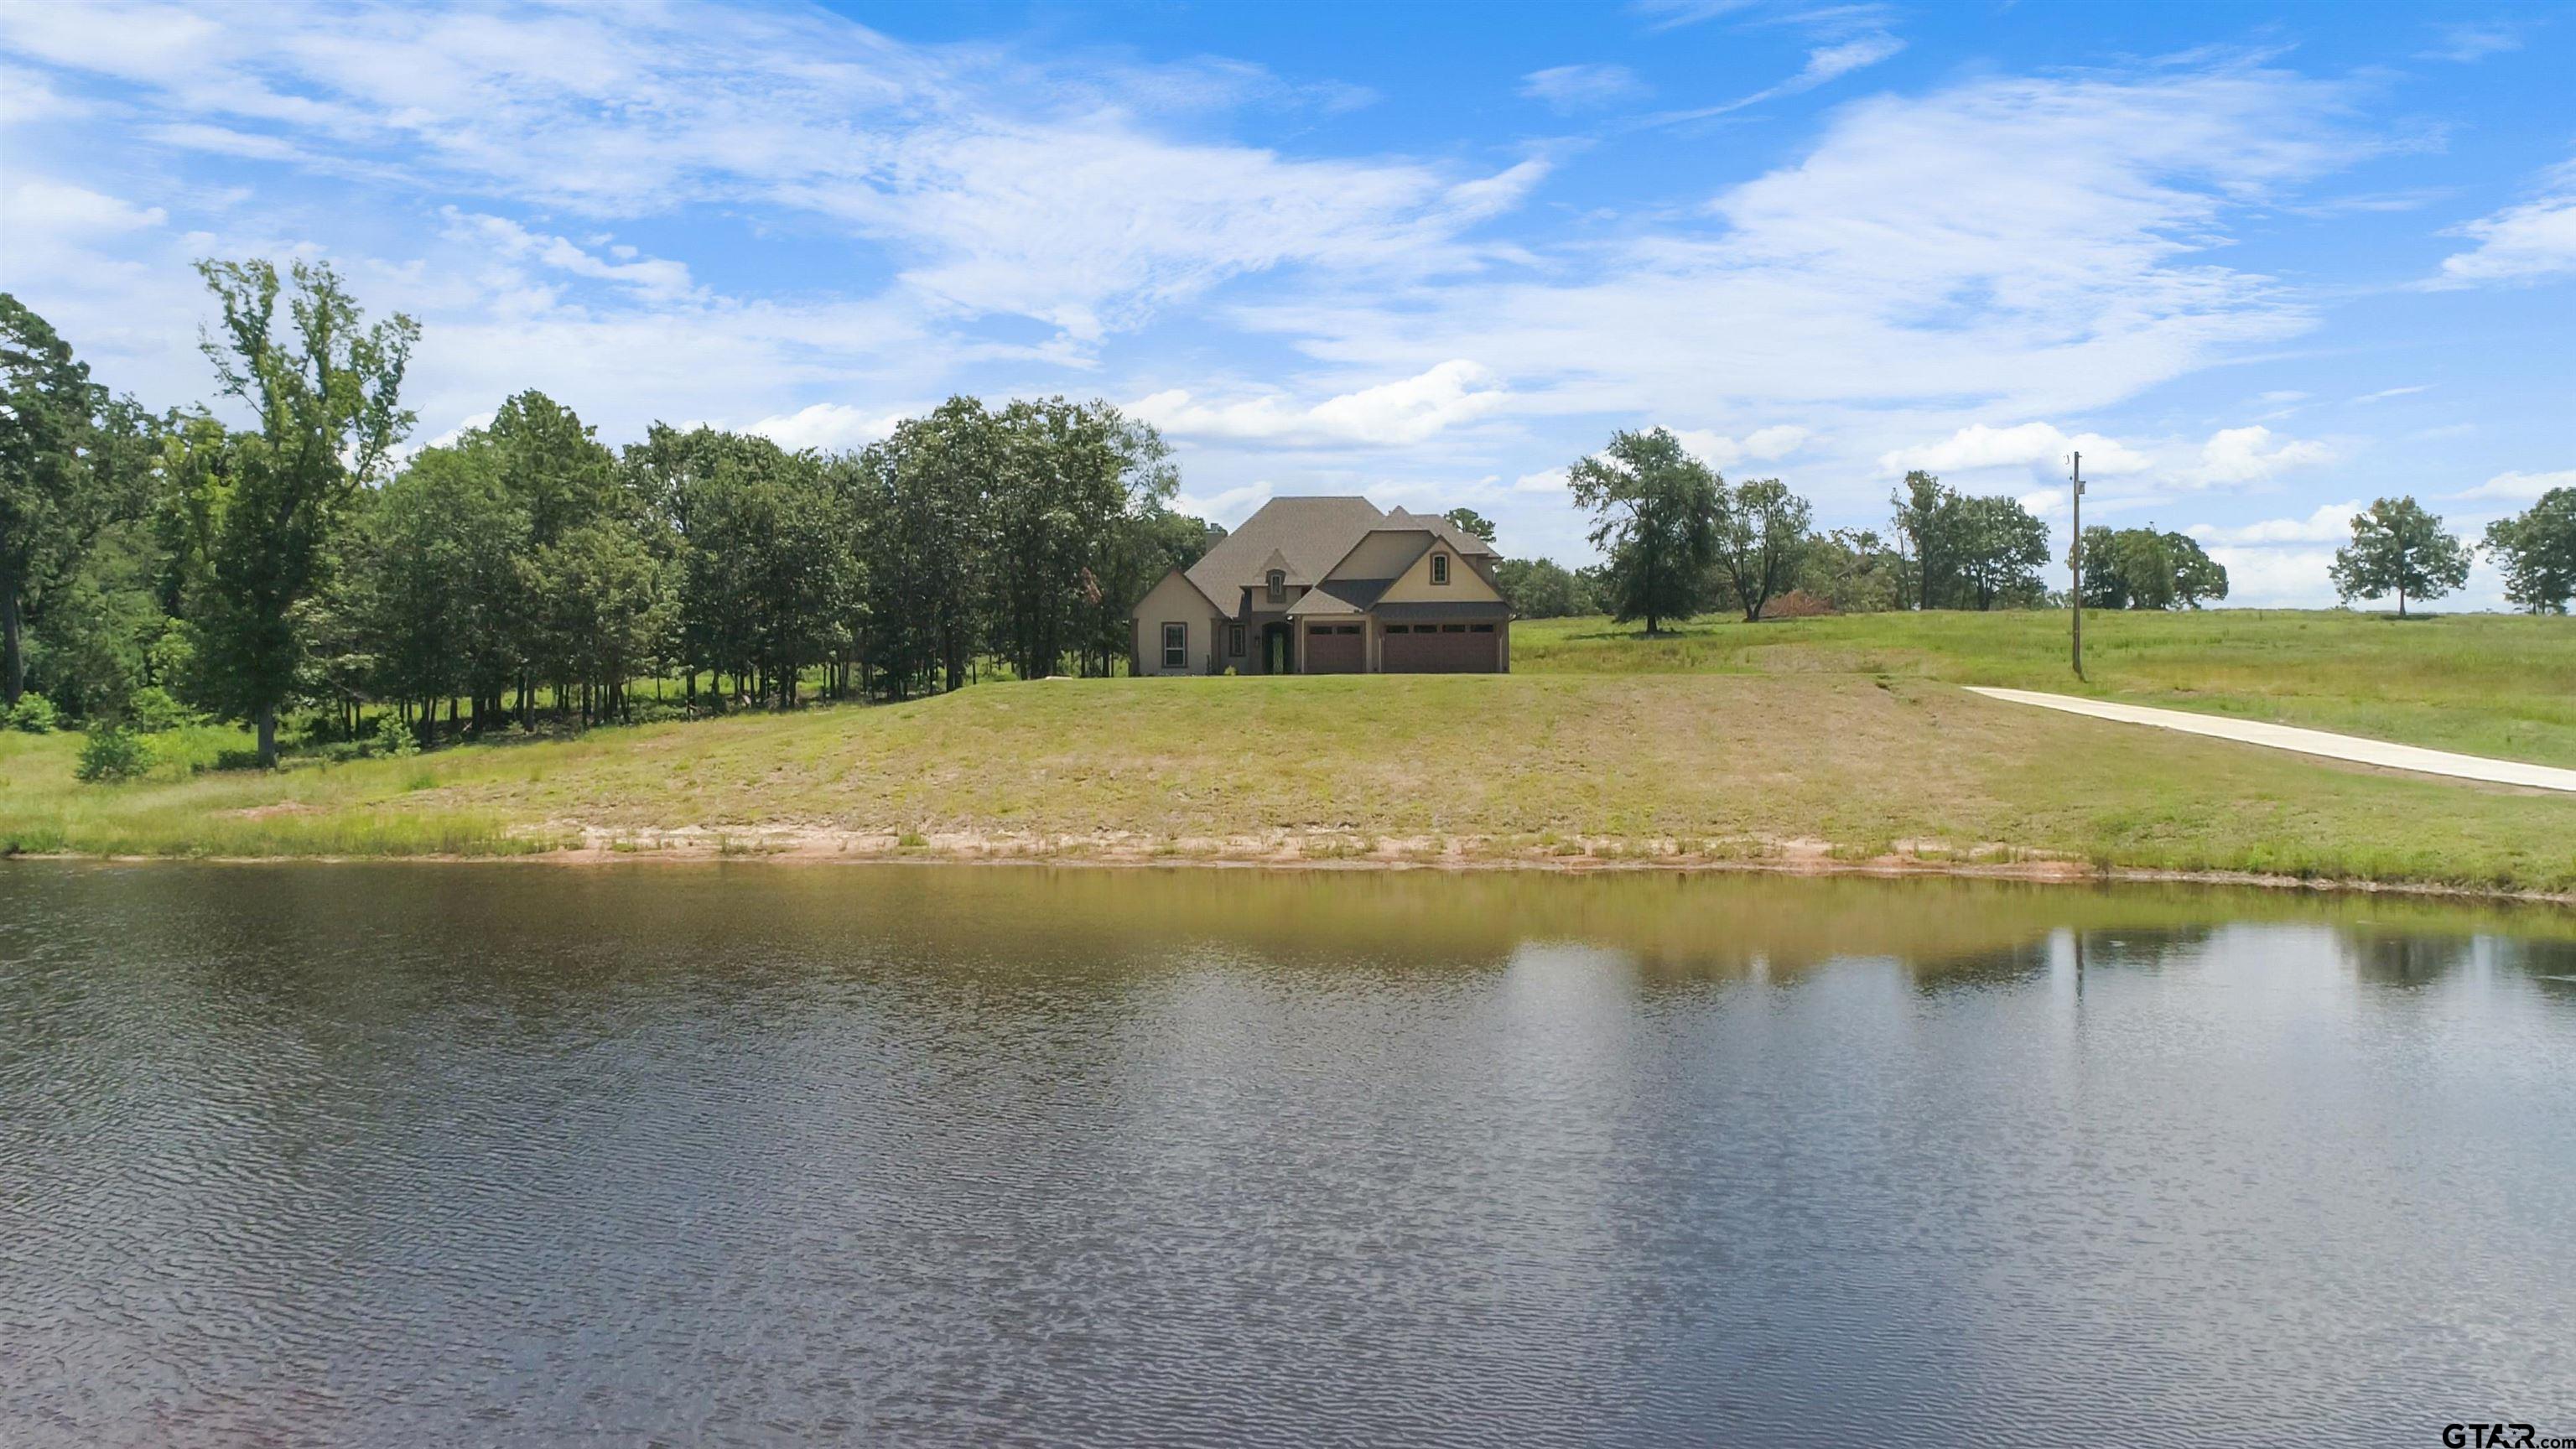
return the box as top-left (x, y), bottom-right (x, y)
top-left (1493, 557), bottom-right (1598, 618)
top-left (1711, 476), bottom-right (1811, 621)
top-left (2329, 496), bottom-right (2470, 617)
top-left (1952, 493), bottom-right (2051, 610)
top-left (2482, 487), bottom-right (2575, 615)
top-left (1798, 527), bottom-right (1903, 614)
top-left (1441, 506), bottom-right (1498, 543)
top-left (850, 399), bottom-right (995, 697)
top-left (1566, 428), bottom-right (1720, 634)
top-left (185, 259), bottom-right (416, 765)
top-left (1888, 470), bottom-right (1961, 611)
top-left (2080, 526), bottom-right (2228, 610)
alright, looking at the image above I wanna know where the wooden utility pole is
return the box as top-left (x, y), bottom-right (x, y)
top-left (2070, 451), bottom-right (2085, 680)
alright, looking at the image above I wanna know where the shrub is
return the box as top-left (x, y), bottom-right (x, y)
top-left (213, 747), bottom-right (266, 771)
top-left (75, 725), bottom-right (155, 782)
top-left (125, 686), bottom-right (201, 732)
top-left (373, 714), bottom-right (420, 758)
top-left (6, 693), bottom-right (61, 734)
top-left (1763, 589), bottom-right (1838, 620)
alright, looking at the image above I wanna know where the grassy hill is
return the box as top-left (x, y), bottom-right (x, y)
top-left (4, 610), bottom-right (2571, 895)
top-left (1515, 610), bottom-right (2576, 767)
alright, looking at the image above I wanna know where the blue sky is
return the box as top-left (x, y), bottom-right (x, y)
top-left (3, 1), bottom-right (2569, 606)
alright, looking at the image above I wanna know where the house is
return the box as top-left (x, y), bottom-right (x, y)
top-left (1131, 496), bottom-right (1511, 675)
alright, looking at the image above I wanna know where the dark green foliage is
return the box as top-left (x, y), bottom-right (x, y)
top-left (1494, 557), bottom-right (1600, 618)
top-left (2482, 488), bottom-right (2574, 615)
top-left (1889, 472), bottom-right (2052, 611)
top-left (2079, 526), bottom-right (2229, 610)
top-left (1567, 428), bottom-right (1721, 633)
top-left (184, 259), bottom-right (418, 765)
top-left (1441, 506), bottom-right (1498, 542)
top-left (2329, 496), bottom-right (2471, 617)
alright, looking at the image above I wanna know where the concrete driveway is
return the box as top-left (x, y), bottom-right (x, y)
top-left (1965, 687), bottom-right (2576, 794)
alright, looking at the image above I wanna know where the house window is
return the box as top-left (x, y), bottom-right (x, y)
top-left (1334, 625), bottom-right (1360, 635)
top-left (1161, 623), bottom-right (1187, 670)
top-left (1470, 624), bottom-right (1494, 633)
top-left (1441, 623), bottom-right (1467, 633)
top-left (1431, 553), bottom-right (1450, 585)
top-left (1385, 624), bottom-right (1409, 633)
top-left (1267, 569), bottom-right (1285, 603)
top-left (1228, 624), bottom-right (1245, 657)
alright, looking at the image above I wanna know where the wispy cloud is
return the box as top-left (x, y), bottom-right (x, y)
top-left (2423, 154), bottom-right (2576, 288)
top-left (2418, 22), bottom-right (2524, 63)
top-left (2449, 468), bottom-right (2574, 503)
top-left (1519, 63), bottom-right (1648, 113)
top-left (1131, 361), bottom-right (1509, 447)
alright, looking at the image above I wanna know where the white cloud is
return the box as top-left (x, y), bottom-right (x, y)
top-left (2189, 501), bottom-right (2362, 546)
top-left (2424, 157), bottom-right (2576, 288)
top-left (2187, 425), bottom-right (2333, 486)
top-left (2349, 383), bottom-right (2431, 403)
top-left (1173, 480), bottom-right (1273, 526)
top-left (1674, 423), bottom-right (1810, 469)
top-left (1881, 422), bottom-right (2150, 477)
top-left (1244, 66), bottom-right (2364, 432)
top-left (441, 209), bottom-right (699, 302)
top-left (1519, 64), bottom-right (1646, 113)
top-left (1513, 467), bottom-right (1569, 494)
top-left (2449, 468), bottom-right (2576, 504)
top-left (1131, 360), bottom-right (1508, 447)
top-left (2202, 545), bottom-right (2340, 607)
top-left (749, 402), bottom-right (907, 454)
top-left (4, 175), bottom-right (167, 235)
top-left (6, 0), bottom-right (1540, 344)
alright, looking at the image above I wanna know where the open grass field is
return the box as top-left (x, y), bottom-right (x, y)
top-left (4, 636), bottom-right (2571, 893)
top-left (1514, 609), bottom-right (2576, 768)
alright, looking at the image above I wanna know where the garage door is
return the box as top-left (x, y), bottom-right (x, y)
top-left (1303, 623), bottom-right (1365, 673)
top-left (1382, 622), bottom-right (1498, 673)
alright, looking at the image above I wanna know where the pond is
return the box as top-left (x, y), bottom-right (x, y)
top-left (3, 863), bottom-right (2571, 1446)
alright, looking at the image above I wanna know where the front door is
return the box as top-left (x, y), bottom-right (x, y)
top-left (1263, 622), bottom-right (1291, 675)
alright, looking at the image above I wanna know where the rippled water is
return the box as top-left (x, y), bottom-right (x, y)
top-left (3, 863), bottom-right (2572, 1446)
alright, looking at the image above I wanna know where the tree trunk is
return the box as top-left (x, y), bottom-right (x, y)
top-left (2397, 583), bottom-right (2407, 619)
top-left (256, 703), bottom-right (279, 769)
top-left (1, 576), bottom-right (22, 706)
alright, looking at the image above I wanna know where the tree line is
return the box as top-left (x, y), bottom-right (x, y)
top-left (1515, 426), bottom-right (2226, 629)
top-left (3, 264), bottom-right (1215, 764)
top-left (1503, 426), bottom-right (2573, 627)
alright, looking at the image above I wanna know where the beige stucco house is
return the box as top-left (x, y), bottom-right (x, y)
top-left (1131, 496), bottom-right (1510, 676)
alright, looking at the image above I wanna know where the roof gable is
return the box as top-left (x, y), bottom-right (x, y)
top-left (1184, 496), bottom-right (1384, 600)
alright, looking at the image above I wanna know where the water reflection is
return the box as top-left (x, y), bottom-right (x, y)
top-left (2, 862), bottom-right (2572, 1447)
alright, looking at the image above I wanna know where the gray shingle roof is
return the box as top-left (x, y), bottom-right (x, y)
top-left (1184, 496), bottom-right (1386, 601)
top-left (1384, 506), bottom-right (1498, 557)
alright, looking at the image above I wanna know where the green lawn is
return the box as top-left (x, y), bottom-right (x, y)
top-left (1514, 609), bottom-right (2576, 767)
top-left (5, 663), bottom-right (2571, 895)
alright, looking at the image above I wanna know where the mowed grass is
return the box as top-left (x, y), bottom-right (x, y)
top-left (4, 671), bottom-right (2570, 894)
top-left (1514, 610), bottom-right (2576, 767)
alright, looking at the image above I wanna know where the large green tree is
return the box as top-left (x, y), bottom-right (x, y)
top-left (1493, 557), bottom-right (1599, 618)
top-left (1, 295), bottom-right (151, 706)
top-left (188, 259), bottom-right (416, 764)
top-left (2482, 488), bottom-right (2575, 615)
top-left (1952, 494), bottom-right (2051, 610)
top-left (2078, 526), bottom-right (2229, 610)
top-left (2329, 496), bottom-right (2470, 618)
top-left (1711, 476), bottom-right (1812, 621)
top-left (1566, 428), bottom-right (1719, 634)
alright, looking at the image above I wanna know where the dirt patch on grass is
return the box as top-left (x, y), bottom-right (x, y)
top-left (232, 801), bottom-right (323, 820)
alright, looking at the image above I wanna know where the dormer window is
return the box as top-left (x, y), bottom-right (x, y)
top-left (1431, 553), bottom-right (1451, 586)
top-left (1266, 569), bottom-right (1285, 603)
